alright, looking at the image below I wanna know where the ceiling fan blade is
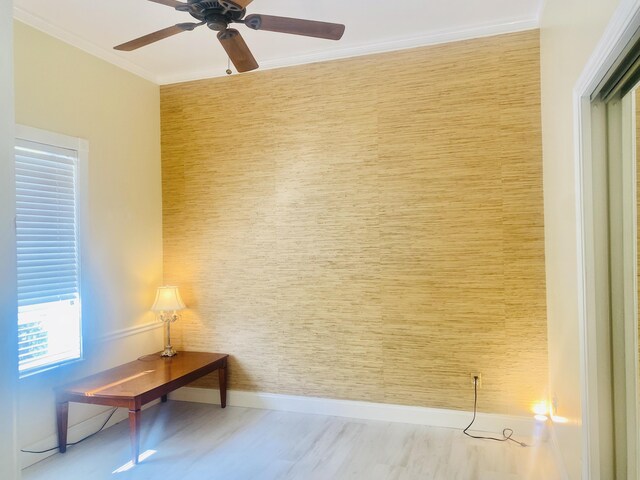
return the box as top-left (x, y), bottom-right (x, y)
top-left (217, 29), bottom-right (259, 73)
top-left (244, 14), bottom-right (345, 40)
top-left (220, 0), bottom-right (254, 8)
top-left (148, 0), bottom-right (187, 8)
top-left (114, 23), bottom-right (200, 51)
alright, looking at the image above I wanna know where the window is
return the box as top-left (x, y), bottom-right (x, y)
top-left (15, 126), bottom-right (87, 377)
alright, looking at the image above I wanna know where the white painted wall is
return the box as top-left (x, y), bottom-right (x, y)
top-left (0, 2), bottom-right (19, 480)
top-left (9, 3), bottom-right (633, 478)
top-left (13, 22), bottom-right (164, 469)
top-left (539, 0), bottom-right (622, 478)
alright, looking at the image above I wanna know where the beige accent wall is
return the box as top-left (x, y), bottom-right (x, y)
top-left (161, 30), bottom-right (546, 416)
top-left (14, 22), bottom-right (163, 458)
top-left (0, 2), bottom-right (18, 478)
top-left (539, 1), bottom-right (622, 478)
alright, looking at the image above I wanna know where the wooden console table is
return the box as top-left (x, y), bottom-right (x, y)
top-left (55, 351), bottom-right (228, 464)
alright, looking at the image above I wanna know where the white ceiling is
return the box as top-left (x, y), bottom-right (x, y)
top-left (13, 0), bottom-right (544, 85)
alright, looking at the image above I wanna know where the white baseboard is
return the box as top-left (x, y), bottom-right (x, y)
top-left (169, 387), bottom-right (541, 440)
top-left (20, 400), bottom-right (160, 470)
top-left (21, 388), bottom-right (552, 471)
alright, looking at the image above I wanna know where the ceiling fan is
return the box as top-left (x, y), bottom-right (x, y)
top-left (114, 0), bottom-right (346, 73)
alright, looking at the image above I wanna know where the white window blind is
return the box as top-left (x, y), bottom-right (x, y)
top-left (15, 137), bottom-right (82, 375)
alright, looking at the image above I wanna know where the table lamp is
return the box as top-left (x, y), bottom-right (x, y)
top-left (151, 286), bottom-right (186, 357)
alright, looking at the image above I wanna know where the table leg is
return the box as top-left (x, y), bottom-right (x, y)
top-left (56, 401), bottom-right (69, 453)
top-left (161, 394), bottom-right (168, 403)
top-left (218, 362), bottom-right (227, 408)
top-left (128, 409), bottom-right (141, 464)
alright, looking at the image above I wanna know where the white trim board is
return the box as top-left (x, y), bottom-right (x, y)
top-left (15, 124), bottom-right (88, 152)
top-left (169, 387), bottom-right (543, 440)
top-left (95, 321), bottom-right (162, 344)
top-left (19, 321), bottom-right (162, 470)
top-left (19, 400), bottom-right (160, 470)
top-left (20, 390), bottom-right (550, 471)
top-left (12, 7), bottom-right (157, 83)
top-left (13, 4), bottom-right (538, 85)
top-left (549, 422), bottom-right (571, 480)
top-left (573, 0), bottom-right (640, 478)
top-left (158, 18), bottom-right (539, 85)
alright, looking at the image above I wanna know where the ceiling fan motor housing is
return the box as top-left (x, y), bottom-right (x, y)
top-left (184, 1), bottom-right (246, 30)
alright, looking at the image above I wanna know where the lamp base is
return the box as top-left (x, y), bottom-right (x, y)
top-left (161, 346), bottom-right (177, 357)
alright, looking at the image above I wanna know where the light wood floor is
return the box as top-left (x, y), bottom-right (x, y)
top-left (23, 401), bottom-right (560, 480)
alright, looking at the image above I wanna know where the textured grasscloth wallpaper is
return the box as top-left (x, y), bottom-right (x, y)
top-left (160, 30), bottom-right (546, 416)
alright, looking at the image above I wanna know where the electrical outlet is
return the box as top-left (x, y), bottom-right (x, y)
top-left (470, 373), bottom-right (482, 388)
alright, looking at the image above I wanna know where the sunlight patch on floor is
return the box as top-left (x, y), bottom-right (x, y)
top-left (112, 449), bottom-right (156, 474)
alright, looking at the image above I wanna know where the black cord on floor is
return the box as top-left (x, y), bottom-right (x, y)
top-left (463, 376), bottom-right (528, 447)
top-left (21, 407), bottom-right (118, 454)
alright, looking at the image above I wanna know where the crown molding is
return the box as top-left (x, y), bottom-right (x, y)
top-left (537, 0), bottom-right (548, 24)
top-left (13, 5), bottom-right (538, 86)
top-left (158, 15), bottom-right (539, 85)
top-left (13, 6), bottom-right (159, 84)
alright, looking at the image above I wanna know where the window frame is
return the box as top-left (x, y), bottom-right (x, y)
top-left (15, 125), bottom-right (89, 378)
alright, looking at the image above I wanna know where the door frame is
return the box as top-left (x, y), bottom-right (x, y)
top-left (575, 0), bottom-right (640, 477)
top-left (0, 1), bottom-right (18, 479)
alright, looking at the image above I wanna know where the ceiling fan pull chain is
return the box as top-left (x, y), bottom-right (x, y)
top-left (226, 57), bottom-right (232, 75)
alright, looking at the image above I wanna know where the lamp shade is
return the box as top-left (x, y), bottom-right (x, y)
top-left (151, 286), bottom-right (186, 312)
